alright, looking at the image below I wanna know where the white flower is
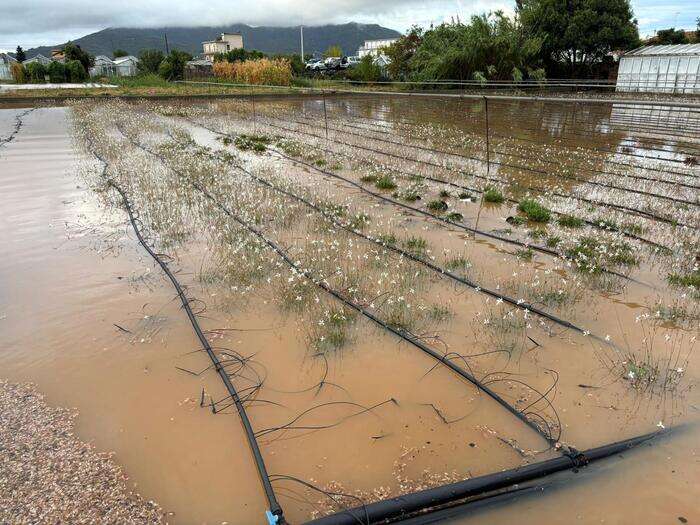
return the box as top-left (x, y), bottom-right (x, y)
top-left (657, 421), bottom-right (665, 429)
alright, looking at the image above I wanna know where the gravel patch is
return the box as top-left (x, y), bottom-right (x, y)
top-left (0, 380), bottom-right (164, 524)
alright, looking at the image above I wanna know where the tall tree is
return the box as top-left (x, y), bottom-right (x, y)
top-left (383, 26), bottom-right (424, 80)
top-left (520, 0), bottom-right (640, 75)
top-left (137, 49), bottom-right (165, 74)
top-left (324, 45), bottom-right (343, 58)
top-left (15, 46), bottom-right (26, 62)
top-left (63, 42), bottom-right (94, 71)
top-left (112, 49), bottom-right (129, 58)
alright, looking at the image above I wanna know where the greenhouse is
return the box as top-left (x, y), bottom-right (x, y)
top-left (616, 43), bottom-right (700, 94)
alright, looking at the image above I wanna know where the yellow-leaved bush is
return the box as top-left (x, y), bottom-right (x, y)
top-left (213, 58), bottom-right (292, 86)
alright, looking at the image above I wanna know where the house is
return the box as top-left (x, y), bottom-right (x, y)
top-left (113, 55), bottom-right (139, 76)
top-left (0, 53), bottom-right (17, 80)
top-left (51, 49), bottom-right (65, 62)
top-left (357, 38), bottom-right (398, 58)
top-left (22, 54), bottom-right (52, 66)
top-left (202, 33), bottom-right (244, 62)
top-left (616, 44), bottom-right (700, 94)
top-left (90, 55), bottom-right (117, 77)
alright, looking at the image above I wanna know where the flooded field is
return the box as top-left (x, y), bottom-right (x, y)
top-left (0, 95), bottom-right (698, 524)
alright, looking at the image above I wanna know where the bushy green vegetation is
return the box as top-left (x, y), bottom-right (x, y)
top-left (518, 199), bottom-right (551, 222)
top-left (483, 186), bottom-right (504, 203)
top-left (138, 50), bottom-right (165, 74)
top-left (427, 199), bottom-right (449, 212)
top-left (558, 215), bottom-right (584, 228)
top-left (234, 133), bottom-right (272, 152)
top-left (375, 174), bottom-right (397, 190)
top-left (158, 50), bottom-right (193, 80)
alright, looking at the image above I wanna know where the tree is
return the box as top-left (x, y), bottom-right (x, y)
top-left (138, 49), bottom-right (165, 74)
top-left (10, 62), bottom-right (27, 83)
top-left (15, 46), bottom-right (26, 62)
top-left (520, 0), bottom-right (640, 76)
top-left (324, 45), bottom-right (343, 58)
top-left (47, 61), bottom-right (67, 82)
top-left (65, 60), bottom-right (88, 82)
top-left (384, 26), bottom-right (423, 80)
top-left (63, 42), bottom-right (94, 71)
top-left (158, 49), bottom-right (192, 80)
top-left (652, 28), bottom-right (688, 45)
top-left (348, 55), bottom-right (382, 82)
top-left (410, 12), bottom-right (544, 82)
top-left (214, 48), bottom-right (265, 63)
top-left (25, 62), bottom-right (46, 83)
top-left (113, 49), bottom-right (129, 58)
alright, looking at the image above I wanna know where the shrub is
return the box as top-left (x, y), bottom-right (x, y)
top-left (483, 186), bottom-right (504, 203)
top-left (138, 49), bottom-right (165, 74)
top-left (446, 212), bottom-right (463, 222)
top-left (518, 199), bottom-right (551, 222)
top-left (427, 200), bottom-right (449, 212)
top-left (347, 55), bottom-right (382, 82)
top-left (25, 62), bottom-right (46, 83)
top-left (375, 175), bottom-right (397, 190)
top-left (65, 60), bottom-right (87, 82)
top-left (47, 61), bottom-right (66, 82)
top-left (213, 58), bottom-right (292, 86)
top-left (159, 50), bottom-right (193, 80)
top-left (558, 215), bottom-right (583, 228)
top-left (10, 62), bottom-right (26, 83)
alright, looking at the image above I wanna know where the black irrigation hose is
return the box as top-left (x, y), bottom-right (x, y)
top-left (202, 118), bottom-right (657, 284)
top-left (121, 129), bottom-right (569, 454)
top-left (184, 138), bottom-right (595, 339)
top-left (87, 142), bottom-right (286, 524)
top-left (0, 108), bottom-right (34, 149)
top-left (305, 430), bottom-right (662, 525)
top-left (279, 112), bottom-right (700, 209)
top-left (255, 115), bottom-right (696, 230)
top-left (229, 122), bottom-right (669, 253)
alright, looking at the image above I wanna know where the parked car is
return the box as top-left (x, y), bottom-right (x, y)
top-left (323, 57), bottom-right (341, 69)
top-left (345, 56), bottom-right (361, 68)
top-left (305, 60), bottom-right (325, 71)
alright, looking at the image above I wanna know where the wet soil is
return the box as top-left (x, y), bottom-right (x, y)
top-left (0, 99), bottom-right (698, 525)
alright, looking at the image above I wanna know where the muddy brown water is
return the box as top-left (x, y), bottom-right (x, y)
top-left (0, 100), bottom-right (698, 525)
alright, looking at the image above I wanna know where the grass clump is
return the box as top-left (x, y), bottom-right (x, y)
top-left (517, 199), bottom-right (551, 223)
top-left (375, 175), bottom-right (397, 190)
top-left (403, 236), bottom-right (428, 256)
top-left (360, 174), bottom-right (378, 184)
top-left (546, 235), bottom-right (562, 248)
top-left (348, 213), bottom-right (371, 230)
top-left (439, 189), bottom-right (451, 198)
top-left (445, 255), bottom-right (472, 272)
top-left (668, 270), bottom-right (700, 289)
top-left (309, 307), bottom-right (357, 353)
top-left (446, 212), bottom-right (463, 222)
top-left (483, 186), bottom-right (504, 203)
top-left (393, 184), bottom-right (422, 202)
top-left (427, 200), bottom-right (449, 213)
top-left (377, 233), bottom-right (398, 246)
top-left (515, 248), bottom-right (534, 261)
top-left (506, 215), bottom-right (526, 226)
top-left (565, 237), bottom-right (637, 273)
top-left (558, 215), bottom-right (583, 228)
top-left (458, 191), bottom-right (475, 201)
top-left (234, 133), bottom-right (271, 152)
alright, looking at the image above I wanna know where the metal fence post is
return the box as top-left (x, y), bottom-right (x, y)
top-left (322, 90), bottom-right (329, 141)
top-left (251, 85), bottom-right (257, 134)
top-left (483, 96), bottom-right (490, 176)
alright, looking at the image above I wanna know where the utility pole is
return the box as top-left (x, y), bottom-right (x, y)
top-left (300, 26), bottom-right (304, 61)
top-left (164, 33), bottom-right (170, 54)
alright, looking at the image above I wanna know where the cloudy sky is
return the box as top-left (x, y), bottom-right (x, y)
top-left (1, 0), bottom-right (697, 51)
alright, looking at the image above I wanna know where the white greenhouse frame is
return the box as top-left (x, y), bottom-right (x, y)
top-left (616, 44), bottom-right (700, 94)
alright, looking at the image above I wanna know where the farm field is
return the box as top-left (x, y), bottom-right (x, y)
top-left (0, 95), bottom-right (698, 524)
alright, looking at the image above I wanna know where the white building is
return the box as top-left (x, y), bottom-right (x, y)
top-left (357, 38), bottom-right (398, 58)
top-left (0, 53), bottom-right (17, 80)
top-left (616, 44), bottom-right (700, 94)
top-left (202, 33), bottom-right (244, 62)
top-left (113, 56), bottom-right (139, 76)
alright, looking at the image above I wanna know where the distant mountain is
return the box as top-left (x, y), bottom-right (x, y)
top-left (23, 23), bottom-right (401, 59)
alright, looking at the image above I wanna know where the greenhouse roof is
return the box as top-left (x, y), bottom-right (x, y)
top-left (624, 44), bottom-right (700, 57)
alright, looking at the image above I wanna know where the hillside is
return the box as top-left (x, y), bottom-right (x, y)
top-left (23, 23), bottom-right (401, 59)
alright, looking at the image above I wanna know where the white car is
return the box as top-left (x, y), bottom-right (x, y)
top-left (305, 60), bottom-right (325, 71)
